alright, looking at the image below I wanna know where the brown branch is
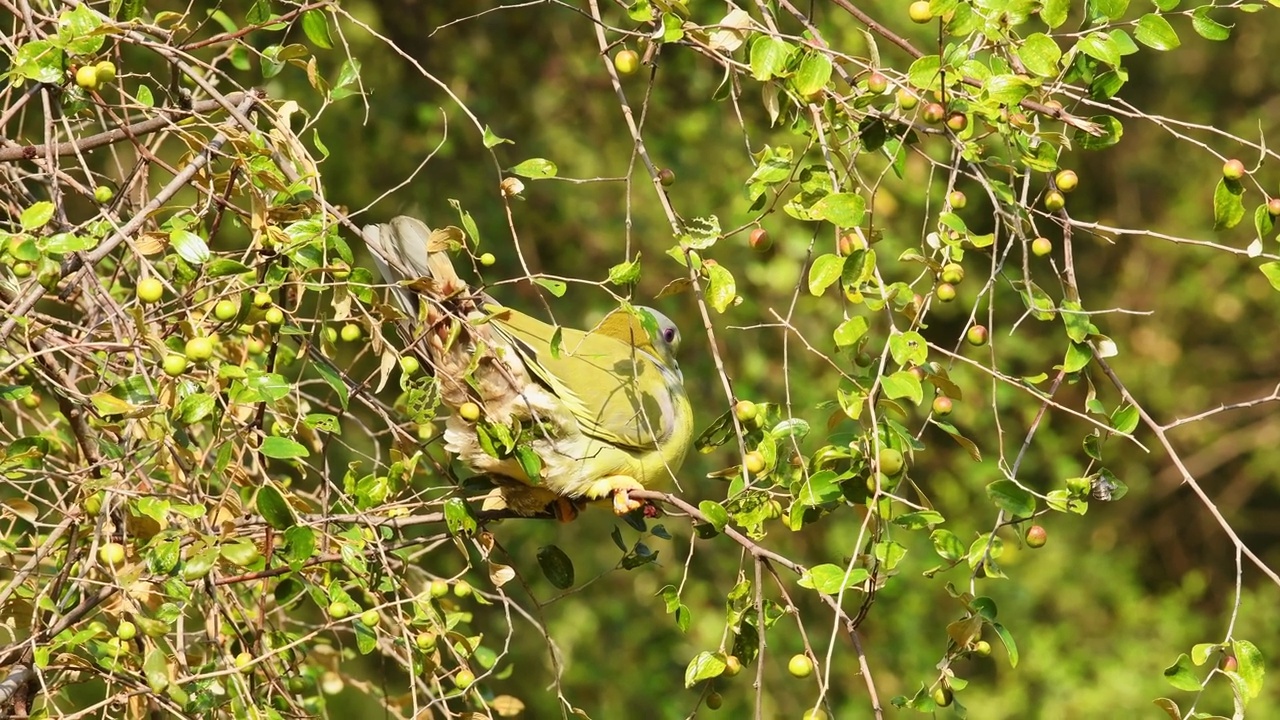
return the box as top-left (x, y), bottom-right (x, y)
top-left (0, 93), bottom-right (246, 163)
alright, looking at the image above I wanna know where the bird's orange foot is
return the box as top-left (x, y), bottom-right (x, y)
top-left (585, 476), bottom-right (646, 516)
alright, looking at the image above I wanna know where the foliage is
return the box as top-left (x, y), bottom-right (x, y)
top-left (2, 0), bottom-right (1280, 718)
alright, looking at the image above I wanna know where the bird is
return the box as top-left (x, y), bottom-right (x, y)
top-left (361, 215), bottom-right (693, 518)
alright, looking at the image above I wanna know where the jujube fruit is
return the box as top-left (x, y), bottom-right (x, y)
top-left (136, 278), bottom-right (164, 304)
top-left (966, 325), bottom-right (989, 347)
top-left (787, 653), bottom-right (814, 678)
top-left (908, 0), bottom-right (933, 22)
top-left (614, 49), bottom-right (640, 76)
top-left (922, 103), bottom-right (945, 124)
top-left (1031, 237), bottom-right (1053, 256)
top-left (1222, 159), bottom-right (1246, 180)
top-left (1044, 190), bottom-right (1065, 211)
top-left (1025, 525), bottom-right (1047, 548)
top-left (940, 263), bottom-right (964, 284)
top-left (878, 448), bottom-right (904, 475)
top-left (866, 72), bottom-right (888, 94)
top-left (1055, 169), bottom-right (1078, 192)
top-left (184, 336), bottom-right (214, 362)
top-left (932, 395), bottom-right (953, 416)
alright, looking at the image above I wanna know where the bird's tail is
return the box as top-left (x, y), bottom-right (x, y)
top-left (361, 215), bottom-right (465, 317)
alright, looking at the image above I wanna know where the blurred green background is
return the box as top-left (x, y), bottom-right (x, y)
top-left (256, 1), bottom-right (1280, 717)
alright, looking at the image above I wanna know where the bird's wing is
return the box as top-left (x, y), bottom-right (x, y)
top-left (488, 307), bottom-right (675, 451)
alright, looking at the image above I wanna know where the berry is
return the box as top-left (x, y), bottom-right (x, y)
top-left (184, 336), bottom-right (214, 362)
top-left (1223, 159), bottom-right (1246, 181)
top-left (430, 579), bottom-right (450, 598)
top-left (454, 668), bottom-right (475, 690)
top-left (706, 691), bottom-right (723, 710)
top-left (802, 711), bottom-right (829, 720)
top-left (723, 655), bottom-right (742, 677)
top-left (935, 283), bottom-right (956, 302)
top-left (74, 65), bottom-right (99, 91)
top-left (744, 451), bottom-right (766, 475)
top-left (12, 262), bottom-right (32, 278)
top-left (947, 190), bottom-right (967, 210)
top-left (253, 291), bottom-right (273, 308)
top-left (1055, 169), bottom-right (1078, 193)
top-left (973, 640), bottom-right (992, 657)
top-left (416, 631), bottom-right (437, 651)
top-left (453, 580), bottom-right (473, 598)
top-left (749, 228), bottom-right (772, 251)
top-left (922, 103), bottom-right (946, 124)
top-left (360, 610), bottom-right (380, 627)
top-left (932, 686), bottom-right (954, 707)
top-left (116, 621), bottom-right (137, 640)
top-left (658, 168), bottom-right (676, 186)
top-left (1222, 655), bottom-right (1238, 673)
top-left (838, 232), bottom-right (865, 256)
top-left (932, 395), bottom-right (953, 416)
top-left (95, 61), bottom-right (116, 83)
top-left (136, 278), bottom-right (164, 304)
top-left (896, 88), bottom-right (919, 110)
top-left (734, 400), bottom-right (759, 423)
top-left (1031, 237), bottom-right (1053, 256)
top-left (93, 185), bottom-right (114, 203)
top-left (264, 307), bottom-right (284, 326)
top-left (866, 72), bottom-right (888, 94)
top-left (1025, 525), bottom-right (1047, 548)
top-left (966, 325), bottom-right (989, 347)
top-left (1269, 198), bottom-right (1280, 217)
top-left (940, 263), bottom-right (964, 284)
top-left (1044, 190), bottom-right (1065, 211)
top-left (213, 299), bottom-right (238, 321)
top-left (235, 651), bottom-right (254, 670)
top-left (162, 354), bottom-right (188, 377)
top-left (479, 252), bottom-right (496, 266)
top-left (99, 542), bottom-right (126, 566)
top-left (614, 49), bottom-right (640, 76)
top-left (327, 601), bottom-right (350, 619)
top-left (787, 653), bottom-right (814, 678)
top-left (946, 112), bottom-right (968, 132)
top-left (400, 356), bottom-right (421, 375)
top-left (459, 402), bottom-right (481, 422)
top-left (878, 448), bottom-right (904, 476)
top-left (908, 0), bottom-right (934, 22)
top-left (340, 323), bottom-right (362, 342)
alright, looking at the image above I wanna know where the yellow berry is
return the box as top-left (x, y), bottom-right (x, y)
top-left (74, 65), bottom-right (99, 90)
top-left (788, 653), bottom-right (813, 678)
top-left (459, 402), bottom-right (481, 422)
top-left (184, 336), bottom-right (214, 362)
top-left (136, 278), bottom-right (164, 304)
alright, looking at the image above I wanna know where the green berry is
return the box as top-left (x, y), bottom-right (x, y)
top-left (264, 307), bottom-right (284, 326)
top-left (184, 336), bottom-right (214, 362)
top-left (1054, 169), bottom-right (1078, 193)
top-left (787, 653), bottom-right (814, 678)
top-left (878, 448), bottom-right (904, 476)
top-left (1031, 237), bottom-right (1053, 256)
top-left (136, 278), bottom-right (164, 304)
top-left (966, 325), bottom-right (989, 347)
top-left (935, 283), bottom-right (956, 302)
top-left (908, 0), bottom-right (933, 22)
top-left (162, 354), bottom-right (188, 377)
top-left (93, 185), bottom-right (114, 203)
top-left (1223, 159), bottom-right (1246, 180)
top-left (74, 65), bottom-right (99, 90)
top-left (614, 49), bottom-right (640, 76)
top-left (400, 356), bottom-right (421, 375)
top-left (940, 262), bottom-right (964, 284)
top-left (340, 323), bottom-right (362, 342)
top-left (213, 299), bottom-right (238, 321)
top-left (1044, 190), bottom-right (1066, 211)
top-left (479, 252), bottom-right (496, 267)
top-left (866, 72), bottom-right (888, 94)
top-left (459, 402), bottom-right (481, 422)
top-left (947, 190), bottom-right (967, 210)
top-left (94, 61), bottom-right (116, 83)
top-left (932, 395), bottom-right (953, 416)
top-left (99, 542), bottom-right (126, 566)
top-left (327, 601), bottom-right (350, 619)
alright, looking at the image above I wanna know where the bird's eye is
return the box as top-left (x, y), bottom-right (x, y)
top-left (663, 327), bottom-right (677, 344)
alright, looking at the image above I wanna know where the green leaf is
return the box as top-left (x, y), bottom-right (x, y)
top-left (698, 500), bottom-right (729, 532)
top-left (882, 371), bottom-right (923, 405)
top-left (833, 316), bottom-right (869, 348)
top-left (812, 193), bottom-right (866, 228)
top-left (1111, 404), bottom-right (1139, 434)
top-left (1077, 116), bottom-right (1123, 150)
top-left (1041, 0), bottom-right (1070, 26)
top-left (536, 545), bottom-right (575, 589)
top-left (749, 36), bottom-right (795, 81)
top-left (313, 360), bottom-right (349, 410)
top-left (1214, 178), bottom-right (1246, 231)
top-left (798, 563), bottom-right (870, 594)
top-left (444, 497), bottom-right (477, 535)
top-left (260, 436), bottom-right (309, 459)
top-left (1260, 262), bottom-right (1280, 292)
top-left (1135, 14), bottom-right (1181, 50)
top-left (1152, 698), bottom-right (1181, 720)
top-left (1163, 653), bottom-right (1202, 691)
top-left (1231, 639), bottom-right (1265, 700)
top-left (608, 258), bottom-right (641, 286)
top-left (205, 259), bottom-right (251, 277)
top-left (301, 9), bottom-right (333, 49)
top-left (482, 125), bottom-right (512, 148)
top-left (798, 470), bottom-right (843, 506)
top-left (889, 330), bottom-right (928, 367)
top-left (256, 484), bottom-right (296, 529)
top-left (534, 278), bottom-right (566, 296)
top-left (807, 253), bottom-right (845, 296)
top-left (170, 229), bottom-right (210, 265)
top-left (1191, 6), bottom-right (1232, 41)
top-left (1255, 204), bottom-right (1276, 240)
top-left (986, 480), bottom-right (1036, 518)
top-left (985, 74), bottom-right (1034, 104)
top-left (1089, 0), bottom-right (1130, 19)
top-left (144, 648), bottom-right (170, 693)
top-left (175, 393), bottom-right (215, 424)
top-left (509, 158), bottom-right (558, 179)
top-left (136, 84), bottom-right (154, 107)
top-left (792, 51), bottom-right (832, 98)
top-left (907, 55), bottom-right (942, 90)
top-left (684, 651), bottom-right (727, 687)
top-left (705, 262), bottom-right (737, 313)
top-left (20, 202), bottom-right (55, 231)
top-left (1063, 341), bottom-right (1092, 373)
top-left (931, 529), bottom-right (965, 561)
top-left (992, 622), bottom-right (1020, 667)
top-left (1077, 32), bottom-right (1121, 67)
top-left (894, 510), bottom-right (945, 530)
